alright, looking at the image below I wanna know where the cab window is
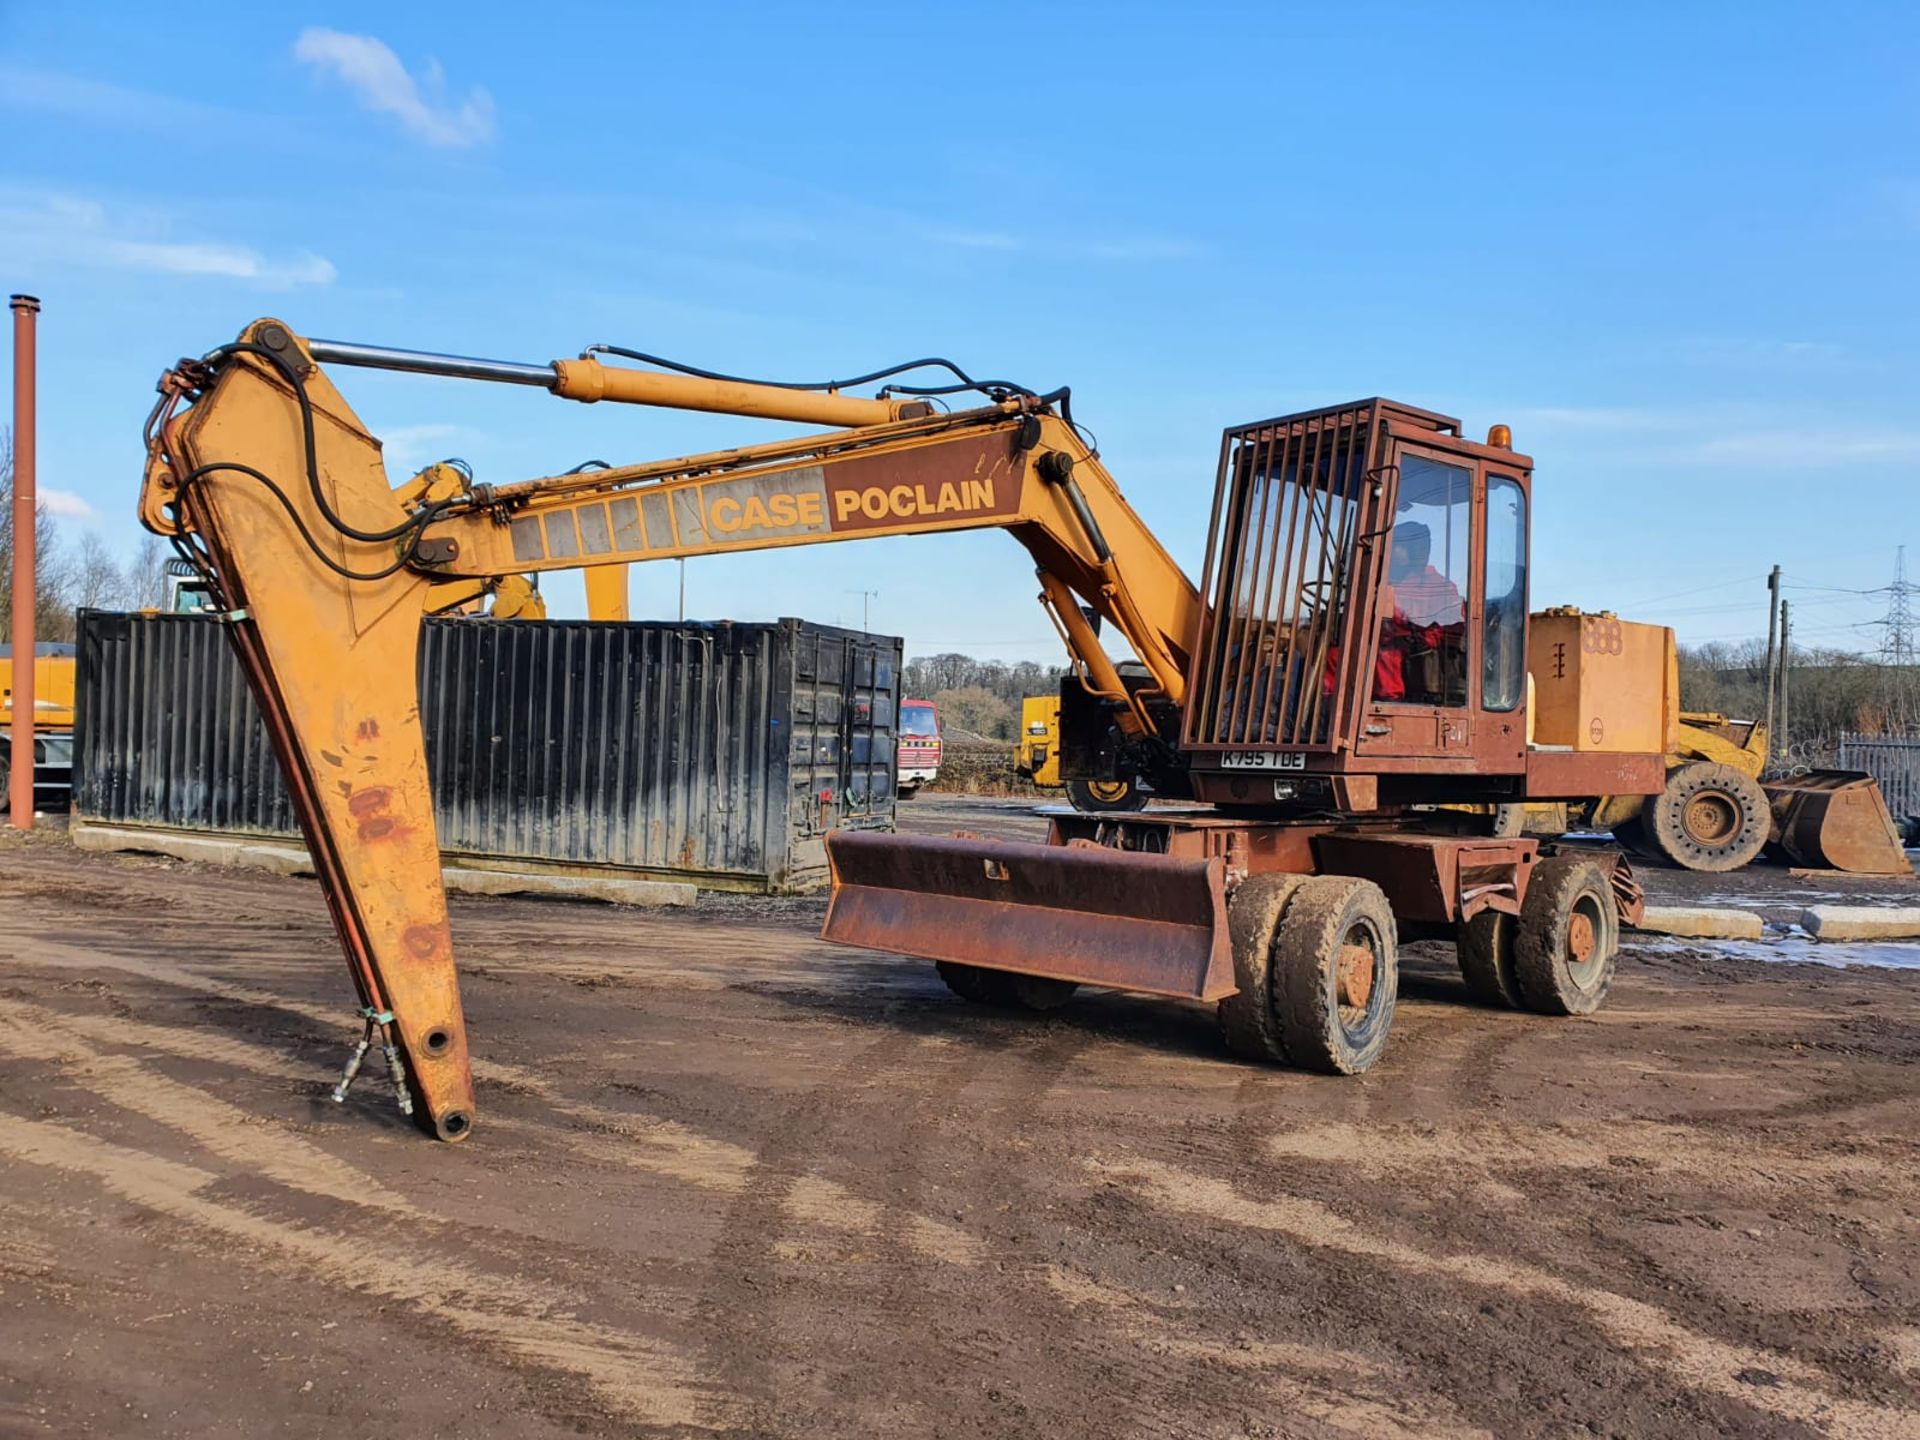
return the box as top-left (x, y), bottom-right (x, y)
top-left (1482, 476), bottom-right (1527, 711)
top-left (1375, 455), bottom-right (1469, 707)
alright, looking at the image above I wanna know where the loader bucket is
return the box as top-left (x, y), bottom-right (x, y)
top-left (1763, 771), bottom-right (1914, 876)
top-left (823, 830), bottom-right (1235, 1001)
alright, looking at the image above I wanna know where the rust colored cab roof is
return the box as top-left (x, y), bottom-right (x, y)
top-left (1225, 398), bottom-right (1463, 443)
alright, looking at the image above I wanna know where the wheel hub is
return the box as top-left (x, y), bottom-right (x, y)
top-left (1337, 943), bottom-right (1374, 1008)
top-left (1681, 790), bottom-right (1741, 846)
top-left (1567, 910), bottom-right (1597, 965)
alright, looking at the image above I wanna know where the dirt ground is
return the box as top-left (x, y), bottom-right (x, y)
top-left (2, 798), bottom-right (1918, 1440)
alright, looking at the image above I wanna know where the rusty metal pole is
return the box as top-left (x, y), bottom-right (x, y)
top-left (7, 295), bottom-right (40, 833)
top-left (8, 294), bottom-right (39, 828)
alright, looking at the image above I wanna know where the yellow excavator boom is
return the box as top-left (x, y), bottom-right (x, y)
top-left (139, 319), bottom-right (1200, 1140)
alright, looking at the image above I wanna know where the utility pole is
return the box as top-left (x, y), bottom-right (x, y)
top-left (1762, 563), bottom-right (1781, 763)
top-left (847, 588), bottom-right (878, 633)
top-left (8, 295), bottom-right (38, 829)
top-left (1777, 598), bottom-right (1791, 767)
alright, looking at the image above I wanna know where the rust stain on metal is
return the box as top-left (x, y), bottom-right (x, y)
top-left (346, 785), bottom-right (406, 842)
top-left (403, 921), bottom-right (450, 959)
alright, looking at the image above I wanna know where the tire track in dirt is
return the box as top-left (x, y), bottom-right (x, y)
top-left (1093, 1153), bottom-right (1911, 1438)
top-left (1042, 1265), bottom-right (1494, 1439)
top-left (0, 1006), bottom-right (423, 1218)
top-left (692, 1024), bottom-right (934, 1430)
top-left (0, 1109), bottom-right (732, 1433)
top-left (4, 935), bottom-right (986, 1262)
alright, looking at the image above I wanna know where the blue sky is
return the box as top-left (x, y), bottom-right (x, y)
top-left (1, 3), bottom-right (1914, 658)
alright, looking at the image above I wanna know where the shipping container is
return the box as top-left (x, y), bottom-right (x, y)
top-left (72, 611), bottom-right (901, 892)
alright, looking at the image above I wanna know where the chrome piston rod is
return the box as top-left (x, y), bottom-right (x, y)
top-left (306, 338), bottom-right (559, 388)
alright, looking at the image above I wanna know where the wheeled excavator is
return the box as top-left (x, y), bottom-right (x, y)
top-left (143, 319), bottom-right (1691, 1143)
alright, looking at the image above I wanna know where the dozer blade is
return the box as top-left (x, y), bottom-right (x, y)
top-left (823, 830), bottom-right (1235, 1001)
top-left (1763, 771), bottom-right (1913, 876)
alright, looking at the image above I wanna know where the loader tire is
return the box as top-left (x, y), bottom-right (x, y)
top-left (1646, 762), bottom-right (1769, 872)
top-left (1066, 777), bottom-right (1150, 813)
top-left (934, 962), bottom-right (1078, 1012)
top-left (1512, 857), bottom-right (1617, 1017)
top-left (1217, 873), bottom-right (1311, 1063)
top-left (1456, 909), bottom-right (1524, 1009)
top-left (1270, 876), bottom-right (1398, 1074)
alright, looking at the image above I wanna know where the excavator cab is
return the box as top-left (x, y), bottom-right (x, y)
top-left (1177, 401), bottom-right (1534, 809)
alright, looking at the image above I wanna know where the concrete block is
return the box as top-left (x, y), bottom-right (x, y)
top-left (70, 823), bottom-right (316, 877)
top-left (442, 866), bottom-right (694, 909)
top-left (1799, 906), bottom-right (1920, 942)
top-left (71, 823), bottom-right (694, 908)
top-left (1633, 906), bottom-right (1766, 941)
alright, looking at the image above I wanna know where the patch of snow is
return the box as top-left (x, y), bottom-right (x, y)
top-left (1631, 932), bottom-right (1920, 971)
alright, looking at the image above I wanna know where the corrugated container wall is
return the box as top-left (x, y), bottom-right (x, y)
top-left (73, 611), bottom-right (901, 892)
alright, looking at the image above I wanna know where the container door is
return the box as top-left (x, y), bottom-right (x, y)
top-left (841, 637), bottom-right (898, 826)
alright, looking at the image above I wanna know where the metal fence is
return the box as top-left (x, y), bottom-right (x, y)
top-left (1838, 733), bottom-right (1920, 821)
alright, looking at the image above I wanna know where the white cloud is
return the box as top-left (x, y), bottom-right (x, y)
top-left (38, 489), bottom-right (95, 520)
top-left (294, 28), bottom-right (495, 148)
top-left (0, 189), bottom-right (335, 289)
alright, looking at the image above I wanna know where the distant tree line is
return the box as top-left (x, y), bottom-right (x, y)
top-left (903, 637), bottom-right (1914, 760)
top-left (1677, 639), bottom-right (1916, 768)
top-left (1, 428), bottom-right (169, 644)
top-left (903, 653), bottom-right (1066, 741)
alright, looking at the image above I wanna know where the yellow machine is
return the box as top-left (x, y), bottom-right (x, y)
top-left (0, 644), bottom-right (76, 817)
top-left (137, 321), bottom-right (1707, 1140)
top-left (1016, 695), bottom-right (1062, 788)
top-left (1519, 609), bottom-right (1906, 875)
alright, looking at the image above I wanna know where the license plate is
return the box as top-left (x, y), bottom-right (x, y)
top-left (1218, 751), bottom-right (1305, 771)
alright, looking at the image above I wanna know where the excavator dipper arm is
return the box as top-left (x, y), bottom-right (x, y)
top-left (140, 320), bottom-right (1200, 1141)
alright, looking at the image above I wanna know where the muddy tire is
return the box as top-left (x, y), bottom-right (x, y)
top-left (896, 784), bottom-right (919, 800)
top-left (1217, 873), bottom-right (1310, 1062)
top-left (1066, 777), bottom-right (1149, 813)
top-left (1512, 857), bottom-right (1618, 1016)
top-left (1270, 876), bottom-right (1398, 1074)
top-left (1456, 909), bottom-right (1523, 1009)
top-left (934, 962), bottom-right (1078, 1011)
top-left (1645, 762), bottom-right (1769, 873)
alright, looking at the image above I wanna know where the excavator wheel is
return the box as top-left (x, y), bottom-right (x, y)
top-left (1221, 874), bottom-right (1397, 1074)
top-left (1217, 873), bottom-right (1311, 1062)
top-left (1512, 856), bottom-right (1618, 1017)
top-left (1455, 909), bottom-right (1524, 1009)
top-left (934, 962), bottom-right (1079, 1012)
top-left (1646, 761), bottom-right (1769, 873)
top-left (1066, 777), bottom-right (1150, 813)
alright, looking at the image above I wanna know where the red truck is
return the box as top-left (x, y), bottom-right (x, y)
top-left (897, 698), bottom-right (941, 799)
